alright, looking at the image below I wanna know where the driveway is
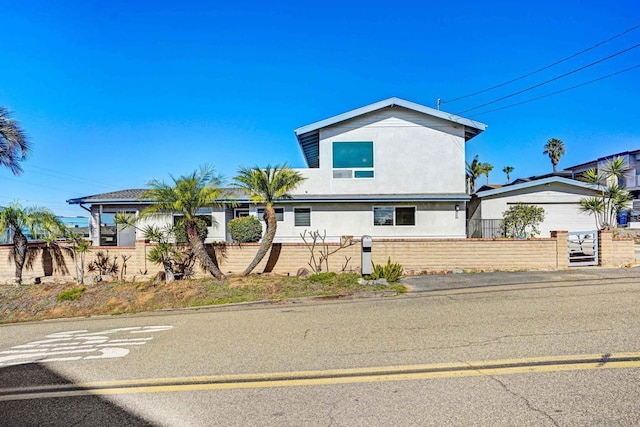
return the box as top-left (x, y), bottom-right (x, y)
top-left (401, 266), bottom-right (640, 293)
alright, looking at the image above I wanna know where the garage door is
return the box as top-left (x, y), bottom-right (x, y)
top-left (507, 202), bottom-right (596, 238)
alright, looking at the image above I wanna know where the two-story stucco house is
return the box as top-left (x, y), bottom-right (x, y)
top-left (67, 97), bottom-right (487, 246)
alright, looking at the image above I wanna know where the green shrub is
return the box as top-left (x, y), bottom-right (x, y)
top-left (228, 216), bottom-right (262, 243)
top-left (57, 287), bottom-right (86, 302)
top-left (369, 258), bottom-right (404, 282)
top-left (500, 203), bottom-right (545, 238)
top-left (174, 217), bottom-right (209, 243)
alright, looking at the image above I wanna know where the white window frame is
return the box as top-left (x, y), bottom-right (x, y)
top-left (332, 141), bottom-right (375, 179)
top-left (373, 206), bottom-right (416, 226)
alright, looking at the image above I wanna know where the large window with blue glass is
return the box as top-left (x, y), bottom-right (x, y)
top-left (332, 141), bottom-right (374, 178)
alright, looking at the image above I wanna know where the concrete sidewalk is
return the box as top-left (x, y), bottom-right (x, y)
top-left (401, 266), bottom-right (640, 293)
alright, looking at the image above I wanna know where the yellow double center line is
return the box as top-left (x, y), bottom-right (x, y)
top-left (2, 352), bottom-right (640, 401)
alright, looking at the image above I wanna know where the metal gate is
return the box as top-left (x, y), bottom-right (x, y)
top-left (567, 231), bottom-right (599, 266)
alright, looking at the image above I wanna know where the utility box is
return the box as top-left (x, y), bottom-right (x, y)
top-left (361, 235), bottom-right (373, 275)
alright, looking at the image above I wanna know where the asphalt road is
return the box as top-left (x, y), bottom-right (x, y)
top-left (1, 272), bottom-right (640, 426)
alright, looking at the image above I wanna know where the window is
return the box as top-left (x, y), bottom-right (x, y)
top-left (234, 209), bottom-right (249, 218)
top-left (99, 213), bottom-right (117, 246)
top-left (373, 207), bottom-right (415, 226)
top-left (173, 214), bottom-right (213, 227)
top-left (395, 207), bottom-right (415, 225)
top-left (373, 207), bottom-right (394, 226)
top-left (257, 208), bottom-right (284, 221)
top-left (294, 208), bottom-right (311, 226)
top-left (333, 141), bottom-right (374, 179)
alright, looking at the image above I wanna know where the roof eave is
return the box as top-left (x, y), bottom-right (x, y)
top-left (66, 198), bottom-right (151, 205)
top-left (294, 97), bottom-right (487, 138)
top-left (475, 177), bottom-right (599, 198)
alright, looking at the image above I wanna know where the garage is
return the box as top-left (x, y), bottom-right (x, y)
top-left (470, 177), bottom-right (600, 238)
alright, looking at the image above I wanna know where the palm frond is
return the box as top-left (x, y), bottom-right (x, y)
top-left (141, 166), bottom-right (229, 219)
top-left (0, 107), bottom-right (30, 175)
top-left (233, 163), bottom-right (305, 206)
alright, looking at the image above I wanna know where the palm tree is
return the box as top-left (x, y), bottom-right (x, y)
top-left (480, 162), bottom-right (494, 185)
top-left (233, 164), bottom-right (305, 275)
top-left (0, 107), bottom-right (30, 175)
top-left (543, 138), bottom-right (565, 173)
top-left (0, 203), bottom-right (63, 284)
top-left (502, 166), bottom-right (514, 184)
top-left (141, 166), bottom-right (230, 281)
top-left (465, 155), bottom-right (484, 193)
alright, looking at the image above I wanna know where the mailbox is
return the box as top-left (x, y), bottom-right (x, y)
top-left (361, 235), bottom-right (373, 275)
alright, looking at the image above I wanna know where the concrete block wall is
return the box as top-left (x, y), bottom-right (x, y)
top-left (0, 232), bottom-right (636, 283)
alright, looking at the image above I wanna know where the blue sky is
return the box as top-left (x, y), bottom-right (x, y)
top-left (1, 0), bottom-right (639, 217)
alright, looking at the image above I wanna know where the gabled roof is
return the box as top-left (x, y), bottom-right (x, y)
top-left (294, 97), bottom-right (487, 168)
top-left (475, 176), bottom-right (599, 198)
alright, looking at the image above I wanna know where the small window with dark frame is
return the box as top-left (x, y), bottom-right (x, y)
top-left (395, 207), bottom-right (416, 226)
top-left (257, 208), bottom-right (284, 221)
top-left (373, 207), bottom-right (415, 226)
top-left (294, 208), bottom-right (311, 227)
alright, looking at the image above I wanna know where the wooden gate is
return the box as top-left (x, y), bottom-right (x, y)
top-left (567, 231), bottom-right (599, 266)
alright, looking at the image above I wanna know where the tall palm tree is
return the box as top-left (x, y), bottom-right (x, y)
top-left (233, 164), bottom-right (305, 275)
top-left (543, 138), bottom-right (565, 173)
top-left (465, 155), bottom-right (484, 193)
top-left (0, 107), bottom-right (30, 175)
top-left (141, 166), bottom-right (230, 281)
top-left (0, 203), bottom-right (63, 284)
top-left (502, 166), bottom-right (514, 184)
top-left (480, 162), bottom-right (494, 185)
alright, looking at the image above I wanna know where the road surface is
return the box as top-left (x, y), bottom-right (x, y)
top-left (1, 275), bottom-right (639, 426)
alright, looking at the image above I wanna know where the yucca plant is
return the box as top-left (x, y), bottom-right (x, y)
top-left (579, 156), bottom-right (631, 230)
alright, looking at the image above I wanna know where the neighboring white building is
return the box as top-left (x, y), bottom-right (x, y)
top-left (469, 176), bottom-right (600, 238)
top-left (68, 97), bottom-right (487, 246)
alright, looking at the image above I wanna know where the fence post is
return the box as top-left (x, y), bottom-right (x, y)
top-left (550, 230), bottom-right (568, 268)
top-left (598, 230), bottom-right (613, 267)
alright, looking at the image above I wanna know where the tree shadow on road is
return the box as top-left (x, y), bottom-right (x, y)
top-left (0, 363), bottom-right (154, 426)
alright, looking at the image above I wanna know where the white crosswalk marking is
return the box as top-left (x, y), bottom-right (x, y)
top-left (0, 326), bottom-right (173, 367)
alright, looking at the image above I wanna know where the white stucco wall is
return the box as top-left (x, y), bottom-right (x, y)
top-left (88, 206), bottom-right (227, 244)
top-left (478, 183), bottom-right (599, 237)
top-left (258, 202), bottom-right (465, 242)
top-left (293, 107), bottom-right (467, 196)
